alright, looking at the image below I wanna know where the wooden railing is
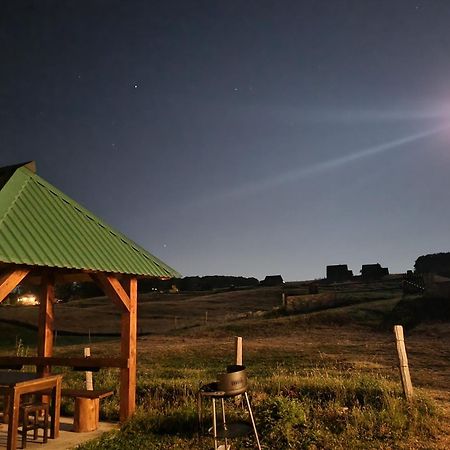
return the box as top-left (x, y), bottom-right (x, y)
top-left (0, 356), bottom-right (128, 371)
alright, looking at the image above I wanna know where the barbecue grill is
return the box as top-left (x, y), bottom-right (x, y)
top-left (217, 365), bottom-right (247, 396)
top-left (197, 364), bottom-right (261, 450)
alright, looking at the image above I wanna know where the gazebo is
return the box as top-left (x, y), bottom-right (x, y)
top-left (0, 161), bottom-right (179, 422)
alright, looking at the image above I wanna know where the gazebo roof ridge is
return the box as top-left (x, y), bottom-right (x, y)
top-left (0, 160), bottom-right (36, 190)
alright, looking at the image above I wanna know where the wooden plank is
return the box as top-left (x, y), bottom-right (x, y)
top-left (0, 267), bottom-right (30, 303)
top-left (37, 273), bottom-right (55, 377)
top-left (91, 273), bottom-right (130, 312)
top-left (0, 356), bottom-right (129, 369)
top-left (61, 389), bottom-right (114, 399)
top-left (120, 277), bottom-right (137, 422)
top-left (394, 325), bottom-right (414, 401)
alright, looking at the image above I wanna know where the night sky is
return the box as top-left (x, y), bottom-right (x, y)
top-left (1, 1), bottom-right (450, 280)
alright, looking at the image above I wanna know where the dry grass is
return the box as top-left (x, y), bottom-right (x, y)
top-left (1, 280), bottom-right (449, 447)
top-left (0, 287), bottom-right (282, 335)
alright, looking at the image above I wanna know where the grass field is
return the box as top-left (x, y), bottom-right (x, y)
top-left (1, 278), bottom-right (449, 449)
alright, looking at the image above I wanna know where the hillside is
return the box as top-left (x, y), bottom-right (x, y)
top-left (0, 287), bottom-right (282, 337)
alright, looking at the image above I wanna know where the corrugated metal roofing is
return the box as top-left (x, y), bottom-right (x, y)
top-left (0, 164), bottom-right (180, 278)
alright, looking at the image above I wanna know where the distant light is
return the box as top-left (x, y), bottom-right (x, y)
top-left (134, 84), bottom-right (138, 89)
top-left (17, 294), bottom-right (39, 306)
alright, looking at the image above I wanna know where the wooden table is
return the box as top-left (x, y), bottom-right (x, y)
top-left (0, 372), bottom-right (62, 450)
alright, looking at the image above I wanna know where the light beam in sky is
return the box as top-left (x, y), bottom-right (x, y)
top-left (191, 123), bottom-right (449, 207)
top-left (299, 106), bottom-right (450, 123)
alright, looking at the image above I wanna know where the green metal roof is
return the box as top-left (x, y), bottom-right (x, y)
top-left (0, 163), bottom-right (180, 278)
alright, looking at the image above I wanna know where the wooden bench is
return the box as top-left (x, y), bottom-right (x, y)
top-left (61, 389), bottom-right (114, 432)
top-left (0, 357), bottom-right (122, 431)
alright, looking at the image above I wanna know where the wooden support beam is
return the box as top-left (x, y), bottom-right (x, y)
top-left (0, 267), bottom-right (30, 303)
top-left (91, 273), bottom-right (130, 312)
top-left (120, 277), bottom-right (137, 422)
top-left (91, 273), bottom-right (137, 421)
top-left (37, 273), bottom-right (55, 377)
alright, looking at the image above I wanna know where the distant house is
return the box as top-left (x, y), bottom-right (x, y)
top-left (361, 263), bottom-right (389, 280)
top-left (261, 275), bottom-right (284, 286)
top-left (326, 265), bottom-right (353, 282)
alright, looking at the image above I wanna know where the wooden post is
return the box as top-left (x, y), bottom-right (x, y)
top-left (234, 337), bottom-right (243, 404)
top-left (235, 336), bottom-right (243, 366)
top-left (394, 325), bottom-right (413, 401)
top-left (205, 311), bottom-right (208, 324)
top-left (84, 347), bottom-right (93, 391)
top-left (37, 273), bottom-right (55, 377)
top-left (90, 273), bottom-right (137, 422)
top-left (281, 292), bottom-right (286, 307)
top-left (120, 277), bottom-right (137, 422)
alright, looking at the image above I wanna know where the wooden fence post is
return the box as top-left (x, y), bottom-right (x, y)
top-left (234, 337), bottom-right (243, 403)
top-left (235, 336), bottom-right (243, 366)
top-left (394, 325), bottom-right (413, 401)
top-left (84, 347), bottom-right (93, 391)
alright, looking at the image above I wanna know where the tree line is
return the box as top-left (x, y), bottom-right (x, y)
top-left (414, 252), bottom-right (450, 277)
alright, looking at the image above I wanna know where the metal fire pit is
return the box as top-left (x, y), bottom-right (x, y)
top-left (197, 363), bottom-right (261, 450)
top-left (217, 365), bottom-right (247, 396)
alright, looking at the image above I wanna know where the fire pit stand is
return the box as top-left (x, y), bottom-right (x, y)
top-left (197, 365), bottom-right (261, 450)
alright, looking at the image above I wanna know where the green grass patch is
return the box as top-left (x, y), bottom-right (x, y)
top-left (76, 370), bottom-right (440, 450)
